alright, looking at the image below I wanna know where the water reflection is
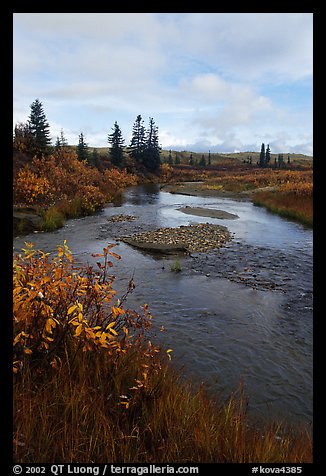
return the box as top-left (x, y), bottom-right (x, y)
top-left (13, 184), bottom-right (313, 425)
top-left (119, 183), bottom-right (162, 206)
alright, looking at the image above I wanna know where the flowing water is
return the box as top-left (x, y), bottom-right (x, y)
top-left (13, 184), bottom-right (313, 425)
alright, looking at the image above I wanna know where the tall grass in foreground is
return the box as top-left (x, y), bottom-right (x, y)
top-left (13, 243), bottom-right (312, 463)
top-left (14, 353), bottom-right (312, 463)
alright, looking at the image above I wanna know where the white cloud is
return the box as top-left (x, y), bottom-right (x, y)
top-left (174, 13), bottom-right (313, 83)
top-left (13, 13), bottom-right (313, 155)
top-left (179, 73), bottom-right (274, 136)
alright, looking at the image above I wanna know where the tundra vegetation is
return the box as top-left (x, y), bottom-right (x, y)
top-left (12, 99), bottom-right (313, 462)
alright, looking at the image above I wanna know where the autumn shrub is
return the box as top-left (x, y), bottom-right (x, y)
top-left (13, 166), bottom-right (53, 206)
top-left (160, 163), bottom-right (174, 182)
top-left (13, 151), bottom-right (139, 214)
top-left (76, 184), bottom-right (107, 214)
top-left (102, 168), bottom-right (138, 199)
top-left (13, 242), bottom-right (160, 378)
top-left (13, 242), bottom-right (312, 463)
top-left (204, 168), bottom-right (313, 194)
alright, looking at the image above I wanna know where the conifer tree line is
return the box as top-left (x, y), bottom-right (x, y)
top-left (14, 99), bottom-right (294, 172)
top-left (258, 142), bottom-right (290, 168)
top-left (13, 99), bottom-right (162, 173)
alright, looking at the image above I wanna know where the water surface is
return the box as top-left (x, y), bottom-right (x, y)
top-left (13, 184), bottom-right (313, 425)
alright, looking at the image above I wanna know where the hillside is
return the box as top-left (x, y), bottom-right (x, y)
top-left (66, 145), bottom-right (313, 163)
top-left (160, 149), bottom-right (313, 166)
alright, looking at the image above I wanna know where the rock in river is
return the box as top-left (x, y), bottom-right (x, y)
top-left (120, 223), bottom-right (231, 254)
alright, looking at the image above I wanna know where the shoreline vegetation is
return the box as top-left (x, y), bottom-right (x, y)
top-left (13, 146), bottom-right (313, 463)
top-left (13, 242), bottom-right (312, 463)
top-left (14, 160), bottom-right (312, 237)
top-left (13, 150), bottom-right (139, 237)
top-left (160, 167), bottom-right (312, 228)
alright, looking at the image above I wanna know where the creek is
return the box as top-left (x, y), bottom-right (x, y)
top-left (13, 184), bottom-right (313, 425)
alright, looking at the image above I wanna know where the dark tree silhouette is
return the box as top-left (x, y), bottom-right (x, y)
top-left (28, 99), bottom-right (52, 156)
top-left (77, 132), bottom-right (89, 162)
top-left (108, 121), bottom-right (125, 168)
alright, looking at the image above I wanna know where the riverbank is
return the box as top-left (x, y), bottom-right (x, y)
top-left (161, 176), bottom-right (313, 228)
top-left (13, 207), bottom-right (44, 236)
top-left (161, 182), bottom-right (252, 200)
top-left (13, 242), bottom-right (312, 463)
top-left (13, 152), bottom-right (139, 237)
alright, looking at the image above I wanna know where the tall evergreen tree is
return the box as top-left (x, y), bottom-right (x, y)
top-left (259, 143), bottom-right (266, 167)
top-left (174, 152), bottom-right (181, 165)
top-left (60, 128), bottom-right (68, 147)
top-left (108, 121), bottom-right (125, 168)
top-left (55, 136), bottom-right (61, 150)
top-left (28, 99), bottom-right (52, 156)
top-left (199, 154), bottom-right (206, 167)
top-left (129, 115), bottom-right (146, 168)
top-left (265, 144), bottom-right (271, 165)
top-left (55, 128), bottom-right (68, 150)
top-left (143, 117), bottom-right (161, 172)
top-left (77, 132), bottom-right (89, 162)
top-left (277, 153), bottom-right (284, 168)
top-left (90, 148), bottom-right (100, 168)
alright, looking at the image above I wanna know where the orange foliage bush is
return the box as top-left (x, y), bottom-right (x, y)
top-left (13, 166), bottom-right (53, 205)
top-left (13, 242), bottom-right (161, 401)
top-left (13, 150), bottom-right (138, 209)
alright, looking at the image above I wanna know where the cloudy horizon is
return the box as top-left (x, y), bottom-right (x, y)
top-left (13, 12), bottom-right (313, 156)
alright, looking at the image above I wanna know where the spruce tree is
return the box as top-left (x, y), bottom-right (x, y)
top-left (199, 154), bottom-right (206, 167)
top-left (265, 144), bottom-right (271, 165)
top-left (77, 132), bottom-right (89, 162)
top-left (60, 129), bottom-right (68, 148)
top-left (278, 153), bottom-right (284, 168)
top-left (129, 115), bottom-right (146, 168)
top-left (28, 99), bottom-right (52, 156)
top-left (259, 143), bottom-right (266, 167)
top-left (143, 117), bottom-right (161, 172)
top-left (55, 136), bottom-right (61, 150)
top-left (55, 128), bottom-right (68, 150)
top-left (108, 121), bottom-right (125, 168)
top-left (90, 148), bottom-right (100, 168)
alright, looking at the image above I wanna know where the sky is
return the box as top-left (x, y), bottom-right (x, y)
top-left (13, 12), bottom-right (313, 155)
